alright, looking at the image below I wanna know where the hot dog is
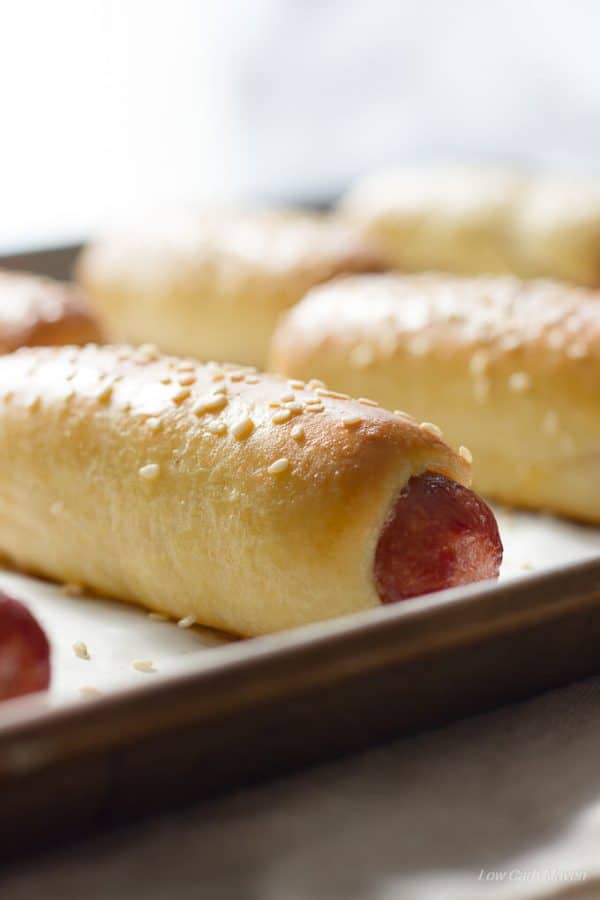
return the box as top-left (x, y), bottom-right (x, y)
top-left (0, 269), bottom-right (100, 352)
top-left (270, 272), bottom-right (600, 523)
top-left (0, 344), bottom-right (501, 635)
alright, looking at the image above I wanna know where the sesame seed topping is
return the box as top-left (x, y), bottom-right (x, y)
top-left (409, 335), bottom-right (431, 356)
top-left (459, 445), bottom-right (473, 465)
top-left (358, 397), bottom-right (379, 407)
top-left (305, 403), bottom-right (324, 413)
top-left (171, 387), bottom-right (191, 404)
top-left (341, 413), bottom-right (363, 428)
top-left (543, 410), bottom-right (559, 435)
top-left (469, 350), bottom-right (490, 377)
top-left (315, 388), bottom-right (351, 400)
top-left (288, 379), bottom-right (305, 389)
top-left (207, 421), bottom-right (227, 435)
top-left (177, 615), bottom-right (196, 628)
top-left (50, 500), bottom-right (64, 516)
top-left (283, 402), bottom-right (303, 414)
top-left (272, 409), bottom-right (292, 424)
top-left (80, 686), bottom-right (102, 699)
top-left (393, 409), bottom-right (410, 417)
top-left (160, 377), bottom-right (172, 385)
top-left (245, 375), bottom-right (259, 384)
top-left (231, 416), bottom-right (254, 440)
top-left (268, 457), bottom-right (289, 475)
top-left (567, 343), bottom-right (588, 359)
top-left (193, 394), bottom-right (227, 415)
top-left (139, 463), bottom-right (160, 480)
top-left (211, 372), bottom-right (225, 382)
top-left (132, 659), bottom-right (155, 673)
top-left (177, 374), bottom-right (196, 386)
top-left (138, 343), bottom-right (160, 359)
top-left (291, 424), bottom-right (305, 442)
top-left (228, 371), bottom-right (245, 382)
top-left (307, 379), bottom-right (326, 390)
top-left (279, 391), bottom-right (295, 402)
top-left (508, 372), bottom-right (531, 393)
top-left (176, 362), bottom-right (196, 372)
top-left (420, 422), bottom-right (443, 438)
top-left (349, 343), bottom-right (375, 369)
top-left (146, 417), bottom-right (161, 431)
top-left (73, 640), bottom-right (90, 660)
top-left (547, 330), bottom-right (565, 349)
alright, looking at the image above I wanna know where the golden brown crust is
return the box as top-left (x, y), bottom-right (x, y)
top-left (340, 165), bottom-right (600, 287)
top-left (76, 210), bottom-right (385, 368)
top-left (270, 273), bottom-right (600, 523)
top-left (0, 344), bottom-right (467, 635)
top-left (0, 269), bottom-right (100, 352)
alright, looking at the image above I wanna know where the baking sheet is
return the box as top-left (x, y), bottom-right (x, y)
top-left (0, 507), bottom-right (598, 708)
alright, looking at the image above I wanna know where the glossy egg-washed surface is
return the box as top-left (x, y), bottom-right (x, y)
top-left (76, 210), bottom-right (384, 368)
top-left (271, 273), bottom-right (600, 523)
top-left (0, 344), bottom-right (482, 636)
top-left (0, 269), bottom-right (100, 352)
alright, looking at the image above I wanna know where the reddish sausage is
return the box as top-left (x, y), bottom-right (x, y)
top-left (0, 594), bottom-right (50, 700)
top-left (375, 472), bottom-right (502, 603)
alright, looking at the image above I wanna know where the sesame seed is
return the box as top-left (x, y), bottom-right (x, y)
top-left (193, 394), bottom-right (227, 415)
top-left (171, 388), bottom-right (191, 404)
top-left (63, 582), bottom-right (84, 596)
top-left (211, 384), bottom-right (228, 395)
top-left (279, 391), bottom-right (295, 402)
top-left (146, 417), bottom-right (161, 431)
top-left (291, 424), bottom-right (305, 442)
top-left (245, 375), bottom-right (259, 384)
top-left (409, 335), bottom-right (430, 356)
top-left (148, 611), bottom-right (168, 621)
top-left (207, 421), bottom-right (227, 435)
top-left (272, 409), bottom-right (292, 424)
top-left (567, 343), bottom-right (588, 359)
top-left (228, 371), bottom-right (245, 382)
top-left (469, 350), bottom-right (490, 377)
top-left (160, 377), bottom-right (172, 385)
top-left (288, 379), bottom-right (305, 390)
top-left (341, 413), bottom-right (363, 428)
top-left (358, 397), bottom-right (379, 407)
top-left (132, 659), bottom-right (155, 673)
top-left (231, 416), bottom-right (254, 440)
top-left (349, 344), bottom-right (375, 370)
top-left (268, 457), bottom-right (289, 475)
top-left (315, 388), bottom-right (351, 400)
top-left (307, 379), bottom-right (326, 390)
top-left (459, 445), bottom-right (473, 465)
top-left (547, 330), bottom-right (565, 350)
top-left (177, 374), bottom-right (196, 386)
top-left (73, 640), bottom-right (90, 660)
top-left (305, 403), bottom-right (324, 413)
top-left (139, 463), bottom-right (160, 480)
top-left (50, 500), bottom-right (64, 516)
top-left (80, 686), bottom-right (102, 699)
top-left (176, 362), bottom-right (196, 372)
top-left (420, 422), bottom-right (443, 438)
top-left (138, 343), bottom-right (159, 359)
top-left (211, 372), bottom-right (225, 382)
top-left (177, 615), bottom-right (196, 628)
top-left (283, 402), bottom-right (303, 414)
top-left (508, 372), bottom-right (531, 393)
top-left (543, 410), bottom-right (559, 436)
top-left (393, 409), bottom-right (410, 417)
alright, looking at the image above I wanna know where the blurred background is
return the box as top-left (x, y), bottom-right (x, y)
top-left (1, 0), bottom-right (599, 250)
